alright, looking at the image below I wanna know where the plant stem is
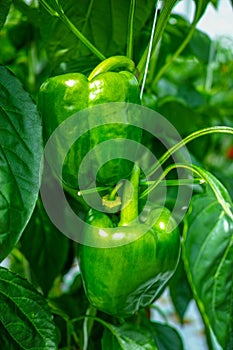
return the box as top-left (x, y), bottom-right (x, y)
top-left (39, 0), bottom-right (59, 16)
top-left (147, 126), bottom-right (233, 178)
top-left (59, 12), bottom-right (106, 61)
top-left (83, 306), bottom-right (97, 350)
top-left (72, 315), bottom-right (127, 348)
top-left (141, 163), bottom-right (233, 220)
top-left (77, 186), bottom-right (110, 196)
top-left (126, 0), bottom-right (136, 59)
top-left (140, 178), bottom-right (204, 187)
top-left (88, 56), bottom-right (135, 80)
top-left (109, 182), bottom-right (123, 201)
top-left (119, 163), bottom-right (140, 226)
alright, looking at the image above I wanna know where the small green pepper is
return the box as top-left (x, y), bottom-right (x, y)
top-left (38, 56), bottom-right (142, 189)
top-left (78, 165), bottom-right (181, 317)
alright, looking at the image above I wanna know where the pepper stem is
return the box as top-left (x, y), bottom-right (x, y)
top-left (118, 163), bottom-right (140, 226)
top-left (109, 182), bottom-right (123, 201)
top-left (88, 56), bottom-right (136, 80)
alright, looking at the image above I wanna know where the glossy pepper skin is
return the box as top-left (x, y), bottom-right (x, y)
top-left (78, 166), bottom-right (181, 317)
top-left (38, 56), bottom-right (142, 189)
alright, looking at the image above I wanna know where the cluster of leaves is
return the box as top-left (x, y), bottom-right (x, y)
top-left (0, 0), bottom-right (233, 349)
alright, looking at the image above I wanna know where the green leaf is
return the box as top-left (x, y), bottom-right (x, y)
top-left (191, 164), bottom-right (233, 220)
top-left (169, 258), bottom-right (193, 324)
top-left (20, 197), bottom-right (70, 295)
top-left (11, 0), bottom-right (40, 27)
top-left (183, 193), bottom-right (233, 350)
top-left (0, 66), bottom-right (42, 262)
top-left (0, 266), bottom-right (58, 349)
top-left (39, 0), bottom-right (155, 72)
top-left (150, 322), bottom-right (184, 350)
top-left (188, 28), bottom-right (211, 64)
top-left (0, 0), bottom-right (12, 30)
top-left (163, 15), bottom-right (190, 55)
top-left (210, 0), bottom-right (221, 8)
top-left (101, 322), bottom-right (158, 350)
top-left (193, 0), bottom-right (210, 22)
top-left (157, 98), bottom-right (204, 135)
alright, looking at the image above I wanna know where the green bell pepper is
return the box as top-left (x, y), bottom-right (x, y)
top-left (38, 56), bottom-right (142, 189)
top-left (78, 164), bottom-right (181, 317)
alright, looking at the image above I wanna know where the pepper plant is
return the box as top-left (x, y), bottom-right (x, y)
top-left (0, 0), bottom-right (233, 349)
